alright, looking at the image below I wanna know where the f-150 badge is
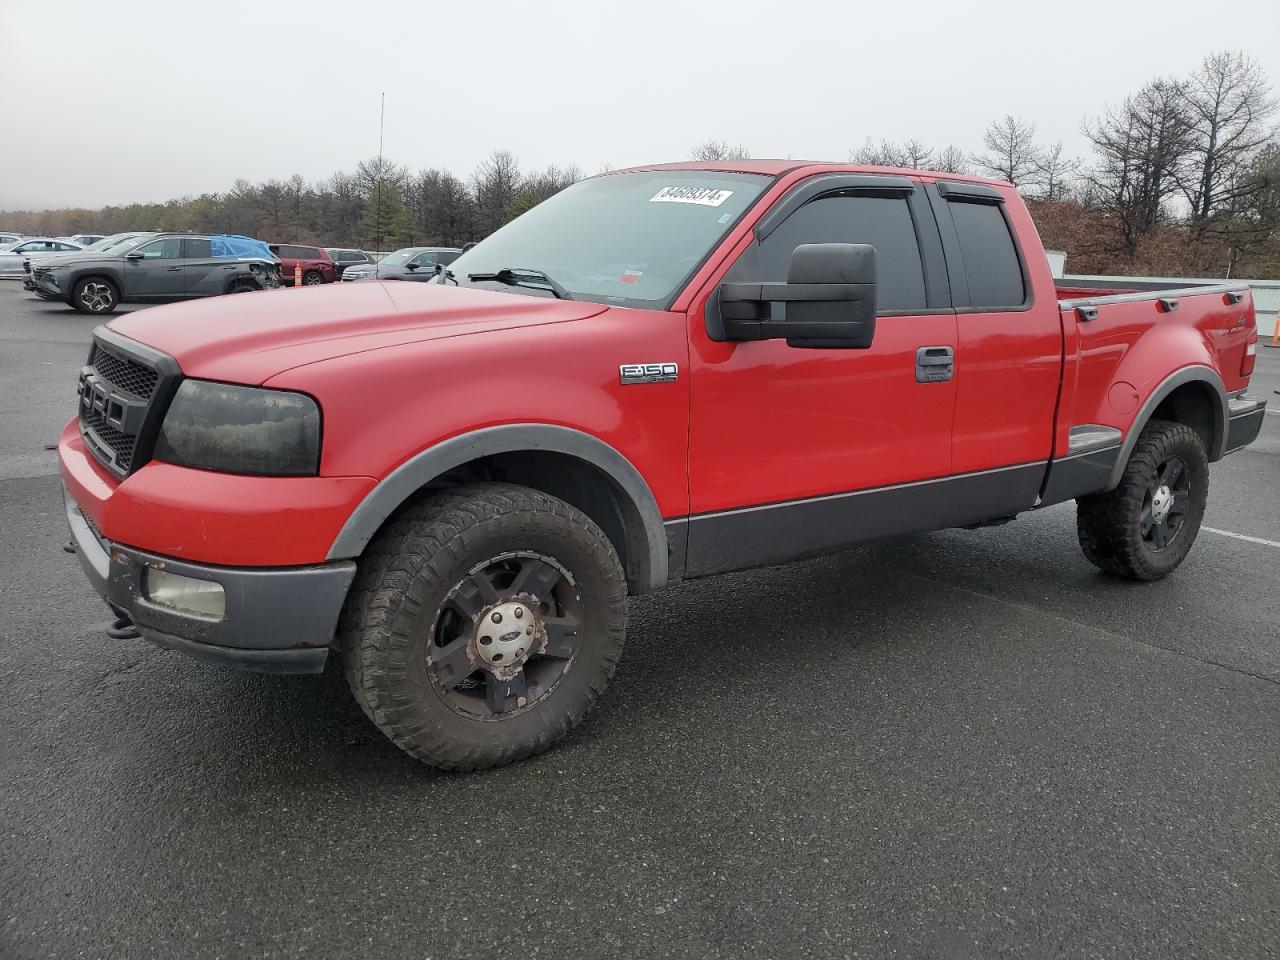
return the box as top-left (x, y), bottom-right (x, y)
top-left (619, 362), bottom-right (678, 385)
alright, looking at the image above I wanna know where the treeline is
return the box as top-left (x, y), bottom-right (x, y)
top-left (4, 51), bottom-right (1278, 278)
top-left (2, 151), bottom-right (582, 253)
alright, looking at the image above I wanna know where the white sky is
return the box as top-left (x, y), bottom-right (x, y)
top-left (2, 0), bottom-right (1277, 210)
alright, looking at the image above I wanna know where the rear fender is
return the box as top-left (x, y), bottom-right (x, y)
top-left (1107, 365), bottom-right (1228, 488)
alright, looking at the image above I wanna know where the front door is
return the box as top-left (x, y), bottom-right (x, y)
top-left (124, 237), bottom-right (185, 298)
top-left (685, 177), bottom-right (958, 577)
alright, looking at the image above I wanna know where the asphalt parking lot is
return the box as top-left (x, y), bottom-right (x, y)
top-left (2, 280), bottom-right (1279, 960)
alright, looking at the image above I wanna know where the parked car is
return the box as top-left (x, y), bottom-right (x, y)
top-left (325, 247), bottom-right (375, 278)
top-left (59, 161), bottom-right (1266, 771)
top-left (0, 237), bottom-right (83, 276)
top-left (340, 246), bottom-right (462, 282)
top-left (268, 244), bottom-right (336, 285)
top-left (0, 233), bottom-right (23, 246)
top-left (30, 232), bottom-right (281, 313)
top-left (22, 233), bottom-right (153, 290)
top-left (61, 234), bottom-right (107, 246)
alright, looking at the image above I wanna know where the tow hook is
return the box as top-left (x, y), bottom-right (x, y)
top-left (107, 613), bottom-right (141, 640)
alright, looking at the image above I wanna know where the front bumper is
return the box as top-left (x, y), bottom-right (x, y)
top-left (64, 486), bottom-right (357, 673)
top-left (1224, 396), bottom-right (1267, 455)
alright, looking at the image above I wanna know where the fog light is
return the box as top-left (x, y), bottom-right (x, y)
top-left (145, 568), bottom-right (225, 618)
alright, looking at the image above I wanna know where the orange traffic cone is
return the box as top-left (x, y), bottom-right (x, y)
top-left (293, 263), bottom-right (302, 288)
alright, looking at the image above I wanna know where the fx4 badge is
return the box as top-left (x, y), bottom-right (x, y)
top-left (619, 362), bottom-right (679, 385)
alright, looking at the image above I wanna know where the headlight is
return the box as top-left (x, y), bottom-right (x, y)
top-left (154, 380), bottom-right (321, 476)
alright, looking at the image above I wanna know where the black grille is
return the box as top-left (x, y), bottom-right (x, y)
top-left (78, 334), bottom-right (177, 477)
top-left (82, 408), bottom-right (136, 472)
top-left (89, 344), bottom-right (159, 399)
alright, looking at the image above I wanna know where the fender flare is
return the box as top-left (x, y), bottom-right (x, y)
top-left (1107, 365), bottom-right (1228, 489)
top-left (326, 424), bottom-right (669, 591)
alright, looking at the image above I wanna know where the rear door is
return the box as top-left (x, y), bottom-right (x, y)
top-left (181, 237), bottom-right (232, 295)
top-left (124, 237), bottom-right (185, 297)
top-left (925, 181), bottom-right (1063, 522)
top-left (685, 175), bottom-right (958, 576)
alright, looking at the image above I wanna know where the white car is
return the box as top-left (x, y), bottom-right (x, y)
top-left (0, 237), bottom-right (83, 277)
top-left (0, 233), bottom-right (23, 246)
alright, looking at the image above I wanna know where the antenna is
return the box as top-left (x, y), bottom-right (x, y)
top-left (374, 91), bottom-right (385, 256)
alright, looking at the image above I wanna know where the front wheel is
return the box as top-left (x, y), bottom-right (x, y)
top-left (72, 277), bottom-right (119, 315)
top-left (341, 483), bottom-right (628, 770)
top-left (1076, 419), bottom-right (1209, 580)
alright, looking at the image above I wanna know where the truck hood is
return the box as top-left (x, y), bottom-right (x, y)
top-left (107, 281), bottom-right (607, 384)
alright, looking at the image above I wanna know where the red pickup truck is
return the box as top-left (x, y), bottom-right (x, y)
top-left (60, 160), bottom-right (1266, 770)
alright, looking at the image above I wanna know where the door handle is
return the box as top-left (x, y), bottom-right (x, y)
top-left (167, 266), bottom-right (181, 272)
top-left (915, 346), bottom-right (954, 383)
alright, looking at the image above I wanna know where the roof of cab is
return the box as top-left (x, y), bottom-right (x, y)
top-left (613, 159), bottom-right (1011, 188)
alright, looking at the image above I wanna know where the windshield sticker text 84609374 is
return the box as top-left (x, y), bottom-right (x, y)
top-left (649, 186), bottom-right (734, 207)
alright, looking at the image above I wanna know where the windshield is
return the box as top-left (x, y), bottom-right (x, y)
top-left (95, 234), bottom-right (152, 255)
top-left (447, 170), bottom-right (770, 308)
top-left (379, 249), bottom-right (421, 267)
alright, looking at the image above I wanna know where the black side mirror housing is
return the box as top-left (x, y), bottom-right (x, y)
top-left (713, 242), bottom-right (877, 349)
top-left (125, 251), bottom-right (143, 261)
top-left (405, 262), bottom-right (419, 271)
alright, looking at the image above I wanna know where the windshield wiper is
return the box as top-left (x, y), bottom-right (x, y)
top-left (467, 267), bottom-right (573, 300)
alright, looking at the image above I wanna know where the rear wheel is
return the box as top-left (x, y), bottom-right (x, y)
top-left (1076, 419), bottom-right (1208, 580)
top-left (72, 277), bottom-right (118, 315)
top-left (302, 270), bottom-right (323, 286)
top-left (341, 482), bottom-right (628, 770)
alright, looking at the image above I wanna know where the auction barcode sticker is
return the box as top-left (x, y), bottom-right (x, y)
top-left (650, 186), bottom-right (734, 207)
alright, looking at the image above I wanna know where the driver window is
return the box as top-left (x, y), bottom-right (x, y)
top-left (411, 252), bottom-right (438, 268)
top-left (134, 238), bottom-right (183, 259)
top-left (727, 193), bottom-right (927, 314)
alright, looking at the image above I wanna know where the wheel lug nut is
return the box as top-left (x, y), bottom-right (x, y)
top-left (514, 607), bottom-right (523, 619)
top-left (491, 612), bottom-right (502, 624)
top-left (516, 648), bottom-right (524, 657)
top-left (526, 626), bottom-right (532, 635)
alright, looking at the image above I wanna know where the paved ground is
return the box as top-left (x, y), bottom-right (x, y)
top-left (2, 281), bottom-right (1279, 960)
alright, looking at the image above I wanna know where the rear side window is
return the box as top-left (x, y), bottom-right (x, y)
top-left (738, 193), bottom-right (927, 312)
top-left (439, 251), bottom-right (460, 265)
top-left (947, 200), bottom-right (1025, 308)
top-left (183, 238), bottom-right (212, 258)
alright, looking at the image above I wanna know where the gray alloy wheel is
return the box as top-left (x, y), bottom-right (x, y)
top-left (72, 278), bottom-right (118, 315)
top-left (302, 270), bottom-right (323, 286)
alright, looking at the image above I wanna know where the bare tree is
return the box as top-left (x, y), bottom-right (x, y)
top-left (690, 139), bottom-right (751, 161)
top-left (1178, 51), bottom-right (1278, 224)
top-left (1083, 79), bottom-right (1196, 254)
top-left (851, 138), bottom-right (933, 168)
top-left (471, 150), bottom-right (523, 235)
top-left (933, 145), bottom-right (971, 175)
top-left (974, 115), bottom-right (1040, 186)
top-left (1031, 141), bottom-right (1081, 201)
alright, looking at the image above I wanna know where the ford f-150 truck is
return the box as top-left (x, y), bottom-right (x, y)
top-left (59, 160), bottom-right (1267, 770)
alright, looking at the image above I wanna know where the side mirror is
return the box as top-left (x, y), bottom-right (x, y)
top-left (714, 243), bottom-right (877, 349)
top-left (405, 262), bottom-right (419, 271)
top-left (125, 251), bottom-right (143, 261)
